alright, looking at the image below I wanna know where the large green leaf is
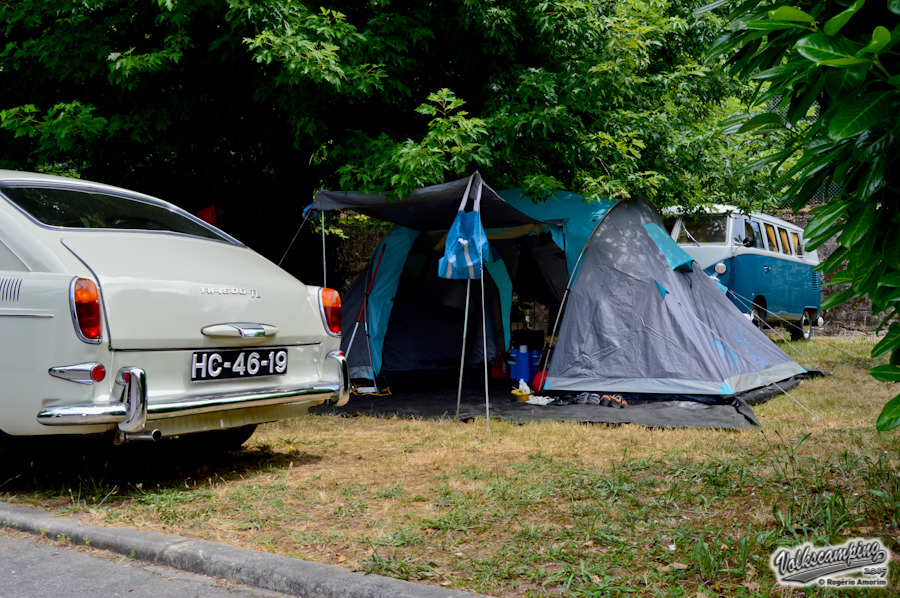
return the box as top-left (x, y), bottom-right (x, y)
top-left (736, 112), bottom-right (782, 132)
top-left (804, 200), bottom-right (849, 240)
top-left (877, 271), bottom-right (900, 288)
top-left (870, 365), bottom-right (900, 382)
top-left (853, 257), bottom-right (884, 296)
top-left (874, 287), bottom-right (900, 311)
top-left (817, 245), bottom-right (848, 273)
top-left (695, 0), bottom-right (731, 16)
top-left (885, 234), bottom-right (900, 270)
top-left (824, 269), bottom-right (852, 285)
top-left (856, 26), bottom-right (891, 56)
top-left (751, 61), bottom-right (809, 81)
top-left (822, 288), bottom-right (855, 310)
top-left (876, 393), bottom-right (900, 431)
top-left (768, 7), bottom-right (815, 23)
top-left (745, 20), bottom-right (811, 32)
top-left (824, 66), bottom-right (867, 98)
top-left (795, 33), bottom-right (865, 64)
top-left (873, 322), bottom-right (900, 358)
top-left (827, 92), bottom-right (894, 140)
top-left (824, 0), bottom-right (865, 36)
top-left (788, 75), bottom-right (826, 124)
top-left (854, 156), bottom-right (886, 201)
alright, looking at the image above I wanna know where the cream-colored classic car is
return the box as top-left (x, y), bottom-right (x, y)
top-left (0, 170), bottom-right (348, 450)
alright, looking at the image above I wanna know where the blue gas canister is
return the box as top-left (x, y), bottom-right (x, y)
top-left (508, 348), bottom-right (520, 380)
top-left (530, 349), bottom-right (542, 381)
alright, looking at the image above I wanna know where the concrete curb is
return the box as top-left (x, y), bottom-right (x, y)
top-left (0, 502), bottom-right (492, 598)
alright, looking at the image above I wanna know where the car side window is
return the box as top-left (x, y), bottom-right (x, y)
top-left (778, 227), bottom-right (793, 255)
top-left (734, 218), bottom-right (762, 248)
top-left (791, 231), bottom-right (803, 256)
top-left (764, 223), bottom-right (779, 252)
top-left (0, 239), bottom-right (26, 271)
top-left (0, 186), bottom-right (233, 243)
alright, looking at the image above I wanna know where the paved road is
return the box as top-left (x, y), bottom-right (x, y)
top-left (0, 529), bottom-right (289, 598)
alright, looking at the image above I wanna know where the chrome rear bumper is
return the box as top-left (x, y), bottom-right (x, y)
top-left (37, 351), bottom-right (349, 434)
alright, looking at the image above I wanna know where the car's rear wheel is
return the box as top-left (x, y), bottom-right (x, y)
top-left (791, 310), bottom-right (814, 341)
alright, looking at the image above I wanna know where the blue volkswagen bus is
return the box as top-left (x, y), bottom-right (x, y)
top-left (664, 206), bottom-right (823, 340)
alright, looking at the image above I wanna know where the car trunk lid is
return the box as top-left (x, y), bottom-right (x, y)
top-left (62, 234), bottom-right (325, 350)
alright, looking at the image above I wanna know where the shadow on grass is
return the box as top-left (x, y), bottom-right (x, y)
top-left (0, 433), bottom-right (321, 505)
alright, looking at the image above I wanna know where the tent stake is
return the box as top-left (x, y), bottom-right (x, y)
top-left (455, 279), bottom-right (472, 418)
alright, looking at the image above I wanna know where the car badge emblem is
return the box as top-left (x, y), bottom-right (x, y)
top-left (200, 287), bottom-right (261, 299)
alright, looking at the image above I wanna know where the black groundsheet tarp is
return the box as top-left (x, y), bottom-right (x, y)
top-left (310, 385), bottom-right (762, 430)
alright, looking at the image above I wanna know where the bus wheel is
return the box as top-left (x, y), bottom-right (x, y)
top-left (791, 310), bottom-right (813, 341)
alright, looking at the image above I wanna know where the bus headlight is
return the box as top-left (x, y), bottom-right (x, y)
top-left (714, 262), bottom-right (727, 275)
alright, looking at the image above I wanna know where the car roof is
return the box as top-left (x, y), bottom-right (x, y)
top-left (0, 170), bottom-right (159, 202)
top-left (0, 170), bottom-right (244, 246)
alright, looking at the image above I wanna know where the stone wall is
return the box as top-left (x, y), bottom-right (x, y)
top-left (777, 209), bottom-right (879, 334)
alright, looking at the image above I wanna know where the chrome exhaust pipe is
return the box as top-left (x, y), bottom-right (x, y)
top-left (121, 429), bottom-right (162, 442)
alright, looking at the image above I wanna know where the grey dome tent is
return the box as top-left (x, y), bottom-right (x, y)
top-left (313, 176), bottom-right (807, 427)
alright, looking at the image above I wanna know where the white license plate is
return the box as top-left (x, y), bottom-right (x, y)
top-left (191, 348), bottom-right (288, 381)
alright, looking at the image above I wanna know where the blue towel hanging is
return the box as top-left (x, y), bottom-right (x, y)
top-left (439, 173), bottom-right (490, 280)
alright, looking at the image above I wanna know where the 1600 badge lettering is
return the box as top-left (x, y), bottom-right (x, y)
top-left (191, 348), bottom-right (288, 381)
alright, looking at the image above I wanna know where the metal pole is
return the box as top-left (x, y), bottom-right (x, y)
top-left (455, 279), bottom-right (472, 418)
top-left (480, 267), bottom-right (490, 434)
top-left (345, 243), bottom-right (388, 361)
top-left (321, 211), bottom-right (327, 287)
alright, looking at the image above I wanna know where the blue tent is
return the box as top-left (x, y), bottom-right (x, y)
top-left (313, 177), bottom-right (805, 404)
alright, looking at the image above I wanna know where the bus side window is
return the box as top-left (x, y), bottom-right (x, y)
top-left (764, 223), bottom-right (779, 252)
top-left (734, 218), bottom-right (762, 248)
top-left (778, 227), bottom-right (793, 255)
top-left (747, 220), bottom-right (762, 248)
top-left (791, 231), bottom-right (803, 256)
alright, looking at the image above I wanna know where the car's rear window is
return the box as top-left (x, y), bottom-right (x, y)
top-left (676, 214), bottom-right (727, 244)
top-left (0, 185), bottom-right (231, 242)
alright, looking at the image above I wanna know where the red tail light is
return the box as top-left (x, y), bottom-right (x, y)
top-left (70, 278), bottom-right (102, 343)
top-left (319, 288), bottom-right (341, 336)
top-left (91, 364), bottom-right (107, 382)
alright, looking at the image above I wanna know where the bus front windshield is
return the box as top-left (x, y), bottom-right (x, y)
top-left (677, 214), bottom-right (727, 244)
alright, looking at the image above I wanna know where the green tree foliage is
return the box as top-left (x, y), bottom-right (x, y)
top-left (320, 0), bottom-right (773, 206)
top-left (2, 0), bottom-right (771, 209)
top-left (706, 0), bottom-right (900, 430)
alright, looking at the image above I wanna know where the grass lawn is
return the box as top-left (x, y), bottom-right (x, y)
top-left (2, 337), bottom-right (899, 596)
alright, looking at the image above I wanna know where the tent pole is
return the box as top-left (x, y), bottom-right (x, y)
top-left (345, 243), bottom-right (387, 362)
top-left (278, 209), bottom-right (312, 267)
top-left (455, 280), bottom-right (472, 418)
top-left (539, 215), bottom-right (608, 384)
top-left (363, 292), bottom-right (379, 393)
top-left (480, 267), bottom-right (490, 433)
top-left (321, 211), bottom-right (327, 287)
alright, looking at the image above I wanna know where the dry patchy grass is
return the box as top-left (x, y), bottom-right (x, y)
top-left (1, 338), bottom-right (899, 597)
